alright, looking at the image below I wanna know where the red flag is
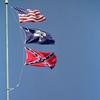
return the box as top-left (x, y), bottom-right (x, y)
top-left (25, 47), bottom-right (57, 69)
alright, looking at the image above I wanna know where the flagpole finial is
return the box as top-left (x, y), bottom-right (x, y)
top-left (5, 0), bottom-right (8, 4)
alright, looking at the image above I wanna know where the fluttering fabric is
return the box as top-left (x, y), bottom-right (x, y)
top-left (14, 7), bottom-right (46, 23)
top-left (25, 47), bottom-right (57, 69)
top-left (21, 27), bottom-right (55, 44)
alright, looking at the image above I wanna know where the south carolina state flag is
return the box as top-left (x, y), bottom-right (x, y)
top-left (25, 47), bottom-right (57, 69)
top-left (21, 27), bottom-right (55, 45)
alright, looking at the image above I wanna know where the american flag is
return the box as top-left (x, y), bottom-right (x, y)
top-left (14, 7), bottom-right (46, 23)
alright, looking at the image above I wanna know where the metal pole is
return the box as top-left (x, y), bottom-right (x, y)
top-left (5, 0), bottom-right (10, 100)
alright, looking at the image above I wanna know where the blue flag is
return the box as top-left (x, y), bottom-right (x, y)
top-left (21, 27), bottom-right (55, 44)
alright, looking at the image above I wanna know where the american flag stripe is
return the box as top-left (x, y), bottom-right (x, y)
top-left (24, 15), bottom-right (37, 19)
top-left (35, 15), bottom-right (46, 22)
top-left (27, 10), bottom-right (40, 16)
top-left (19, 19), bottom-right (36, 23)
top-left (19, 16), bottom-right (43, 22)
top-left (28, 10), bottom-right (40, 14)
top-left (18, 9), bottom-right (46, 23)
top-left (19, 16), bottom-right (46, 23)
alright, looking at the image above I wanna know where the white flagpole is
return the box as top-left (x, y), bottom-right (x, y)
top-left (5, 0), bottom-right (10, 100)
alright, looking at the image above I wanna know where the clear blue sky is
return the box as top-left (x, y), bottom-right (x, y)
top-left (1, 0), bottom-right (100, 100)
